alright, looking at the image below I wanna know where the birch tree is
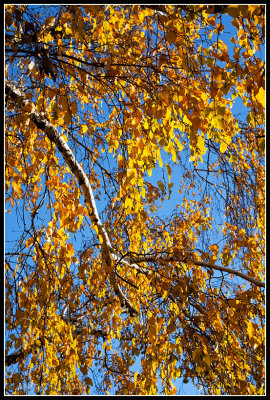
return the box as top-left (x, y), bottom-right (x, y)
top-left (5, 5), bottom-right (265, 395)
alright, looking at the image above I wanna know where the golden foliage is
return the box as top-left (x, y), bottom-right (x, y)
top-left (5, 4), bottom-right (265, 396)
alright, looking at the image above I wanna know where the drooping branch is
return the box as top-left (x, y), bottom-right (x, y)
top-left (5, 323), bottom-right (136, 367)
top-left (191, 259), bottom-right (265, 288)
top-left (124, 254), bottom-right (265, 288)
top-left (5, 81), bottom-right (138, 316)
top-left (5, 82), bottom-right (111, 250)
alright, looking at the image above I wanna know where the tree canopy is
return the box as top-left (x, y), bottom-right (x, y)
top-left (5, 4), bottom-right (265, 395)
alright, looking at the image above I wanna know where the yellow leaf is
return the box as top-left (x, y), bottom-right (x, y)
top-left (93, 225), bottom-right (99, 235)
top-left (157, 180), bottom-right (165, 192)
top-left (143, 119), bottom-right (149, 130)
top-left (171, 147), bottom-right (176, 162)
top-left (81, 124), bottom-right (88, 134)
top-left (138, 11), bottom-right (145, 23)
top-left (221, 252), bottom-right (232, 266)
top-left (166, 163), bottom-right (172, 182)
top-left (174, 137), bottom-right (184, 151)
top-left (255, 87), bottom-right (265, 108)
top-left (125, 197), bottom-right (133, 209)
top-left (197, 136), bottom-right (207, 155)
top-left (192, 348), bottom-right (202, 362)
top-left (12, 181), bottom-right (23, 196)
top-left (63, 110), bottom-right (71, 125)
top-left (141, 186), bottom-right (146, 198)
top-left (83, 94), bottom-right (89, 104)
top-left (209, 244), bottom-right (219, 253)
top-left (157, 151), bottom-right (163, 168)
top-left (65, 24), bottom-right (72, 35)
top-left (247, 321), bottom-right (255, 338)
top-left (167, 322), bottom-right (176, 334)
top-left (258, 137), bottom-right (265, 155)
top-left (67, 242), bottom-right (75, 256)
top-left (220, 142), bottom-right (228, 153)
top-left (85, 377), bottom-right (93, 386)
top-left (182, 114), bottom-right (192, 125)
top-left (103, 20), bottom-right (110, 32)
top-left (25, 238), bottom-right (34, 248)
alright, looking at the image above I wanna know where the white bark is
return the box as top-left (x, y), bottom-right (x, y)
top-left (5, 80), bottom-right (138, 315)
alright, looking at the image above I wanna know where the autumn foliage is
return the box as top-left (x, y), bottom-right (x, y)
top-left (5, 5), bottom-right (265, 395)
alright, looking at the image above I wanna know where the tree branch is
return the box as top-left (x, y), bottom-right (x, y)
top-left (5, 81), bottom-right (138, 316)
top-left (124, 254), bottom-right (265, 288)
top-left (191, 259), bottom-right (265, 288)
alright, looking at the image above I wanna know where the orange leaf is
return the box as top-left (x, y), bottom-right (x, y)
top-left (165, 29), bottom-right (177, 44)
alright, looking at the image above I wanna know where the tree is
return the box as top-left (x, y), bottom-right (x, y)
top-left (5, 4), bottom-right (265, 395)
